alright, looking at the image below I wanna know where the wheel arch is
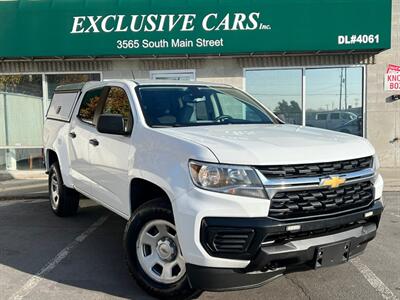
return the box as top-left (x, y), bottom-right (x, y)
top-left (45, 147), bottom-right (73, 188)
top-left (45, 149), bottom-right (59, 172)
top-left (130, 178), bottom-right (173, 215)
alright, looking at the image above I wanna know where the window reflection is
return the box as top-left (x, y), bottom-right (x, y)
top-left (245, 67), bottom-right (364, 136)
top-left (305, 67), bottom-right (363, 136)
top-left (0, 75), bottom-right (42, 98)
top-left (102, 87), bottom-right (133, 134)
top-left (15, 148), bottom-right (44, 170)
top-left (78, 89), bottom-right (103, 124)
top-left (47, 73), bottom-right (100, 100)
top-left (0, 149), bottom-right (5, 170)
top-left (245, 69), bottom-right (302, 125)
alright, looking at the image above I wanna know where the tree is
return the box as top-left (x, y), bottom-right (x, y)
top-left (274, 100), bottom-right (301, 114)
top-left (274, 100), bottom-right (302, 124)
top-left (0, 75), bottom-right (42, 97)
top-left (103, 88), bottom-right (131, 118)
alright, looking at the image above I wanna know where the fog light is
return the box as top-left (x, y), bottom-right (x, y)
top-left (364, 211), bottom-right (373, 218)
top-left (286, 224), bottom-right (301, 231)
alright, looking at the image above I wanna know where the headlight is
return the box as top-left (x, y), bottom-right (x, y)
top-left (373, 154), bottom-right (380, 171)
top-left (189, 161), bottom-right (266, 199)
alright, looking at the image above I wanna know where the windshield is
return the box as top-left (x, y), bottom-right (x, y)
top-left (136, 85), bottom-right (277, 127)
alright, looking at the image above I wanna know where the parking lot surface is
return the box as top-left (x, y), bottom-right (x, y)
top-left (0, 193), bottom-right (399, 300)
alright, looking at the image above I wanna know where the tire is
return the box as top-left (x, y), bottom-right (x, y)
top-left (48, 162), bottom-right (80, 217)
top-left (124, 198), bottom-right (200, 300)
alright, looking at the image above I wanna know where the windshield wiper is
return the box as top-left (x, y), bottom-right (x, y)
top-left (151, 125), bottom-right (174, 128)
top-left (151, 123), bottom-right (186, 128)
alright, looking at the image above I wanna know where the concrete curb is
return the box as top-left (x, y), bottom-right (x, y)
top-left (0, 171), bottom-right (47, 182)
top-left (0, 193), bottom-right (48, 201)
top-left (0, 174), bottom-right (13, 181)
top-left (0, 179), bottom-right (48, 201)
top-left (384, 186), bottom-right (400, 192)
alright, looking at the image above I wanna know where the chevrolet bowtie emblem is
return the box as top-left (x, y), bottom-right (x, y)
top-left (320, 176), bottom-right (346, 189)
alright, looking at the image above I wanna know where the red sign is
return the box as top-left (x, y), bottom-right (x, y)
top-left (385, 64), bottom-right (400, 91)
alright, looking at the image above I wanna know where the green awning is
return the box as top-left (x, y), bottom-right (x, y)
top-left (0, 0), bottom-right (392, 58)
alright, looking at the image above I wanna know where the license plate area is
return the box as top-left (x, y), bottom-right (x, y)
top-left (315, 241), bottom-right (350, 269)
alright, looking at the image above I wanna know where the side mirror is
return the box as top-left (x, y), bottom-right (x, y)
top-left (97, 114), bottom-right (126, 135)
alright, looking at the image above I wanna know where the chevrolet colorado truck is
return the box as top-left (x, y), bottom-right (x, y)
top-left (43, 80), bottom-right (384, 299)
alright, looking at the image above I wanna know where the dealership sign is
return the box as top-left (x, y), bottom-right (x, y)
top-left (385, 64), bottom-right (400, 91)
top-left (0, 0), bottom-right (392, 58)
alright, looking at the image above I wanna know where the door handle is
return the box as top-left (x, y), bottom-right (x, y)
top-left (69, 132), bottom-right (76, 138)
top-left (89, 139), bottom-right (99, 146)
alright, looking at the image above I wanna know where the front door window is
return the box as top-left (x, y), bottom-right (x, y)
top-left (101, 87), bottom-right (133, 134)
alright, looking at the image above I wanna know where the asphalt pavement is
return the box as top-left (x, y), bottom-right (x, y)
top-left (0, 179), bottom-right (47, 200)
top-left (0, 193), bottom-right (399, 300)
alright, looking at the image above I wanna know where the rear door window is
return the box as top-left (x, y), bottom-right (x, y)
top-left (77, 88), bottom-right (103, 125)
top-left (330, 113), bottom-right (340, 120)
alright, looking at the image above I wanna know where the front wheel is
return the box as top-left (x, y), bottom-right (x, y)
top-left (124, 198), bottom-right (199, 299)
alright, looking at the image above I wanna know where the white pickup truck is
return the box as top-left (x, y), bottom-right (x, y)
top-left (44, 80), bottom-right (384, 299)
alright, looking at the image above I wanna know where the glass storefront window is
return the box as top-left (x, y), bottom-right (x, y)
top-left (15, 148), bottom-right (44, 170)
top-left (305, 67), bottom-right (363, 136)
top-left (0, 75), bottom-right (43, 147)
top-left (47, 73), bottom-right (101, 100)
top-left (245, 69), bottom-right (303, 125)
top-left (245, 67), bottom-right (364, 136)
top-left (0, 72), bottom-right (101, 171)
top-left (0, 149), bottom-right (6, 170)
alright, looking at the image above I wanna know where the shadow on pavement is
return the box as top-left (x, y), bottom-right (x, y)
top-left (1, 194), bottom-right (399, 300)
top-left (0, 199), bottom-right (156, 299)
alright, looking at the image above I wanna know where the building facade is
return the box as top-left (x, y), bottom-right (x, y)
top-left (0, 0), bottom-right (398, 184)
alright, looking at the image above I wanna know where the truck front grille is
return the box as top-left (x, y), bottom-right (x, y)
top-left (257, 156), bottom-right (373, 179)
top-left (269, 181), bottom-right (374, 220)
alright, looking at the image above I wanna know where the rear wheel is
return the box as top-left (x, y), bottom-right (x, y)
top-left (49, 162), bottom-right (80, 217)
top-left (124, 198), bottom-right (200, 299)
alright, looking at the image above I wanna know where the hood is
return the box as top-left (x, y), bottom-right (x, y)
top-left (159, 124), bottom-right (375, 165)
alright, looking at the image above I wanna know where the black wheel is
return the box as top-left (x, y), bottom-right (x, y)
top-left (124, 198), bottom-right (200, 300)
top-left (48, 162), bottom-right (80, 217)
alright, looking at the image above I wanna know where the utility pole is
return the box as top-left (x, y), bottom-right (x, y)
top-left (339, 68), bottom-right (343, 110)
top-left (344, 68), bottom-right (348, 110)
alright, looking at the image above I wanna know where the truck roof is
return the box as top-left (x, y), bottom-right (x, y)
top-left (54, 82), bottom-right (87, 93)
top-left (131, 79), bottom-right (233, 88)
top-left (54, 80), bottom-right (233, 94)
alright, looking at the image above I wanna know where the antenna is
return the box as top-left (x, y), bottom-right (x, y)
top-left (130, 70), bottom-right (136, 80)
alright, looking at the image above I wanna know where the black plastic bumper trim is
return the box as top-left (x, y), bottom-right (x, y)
top-left (201, 200), bottom-right (383, 260)
top-left (245, 221), bottom-right (376, 272)
top-left (189, 213), bottom-right (380, 291)
top-left (186, 264), bottom-right (284, 292)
